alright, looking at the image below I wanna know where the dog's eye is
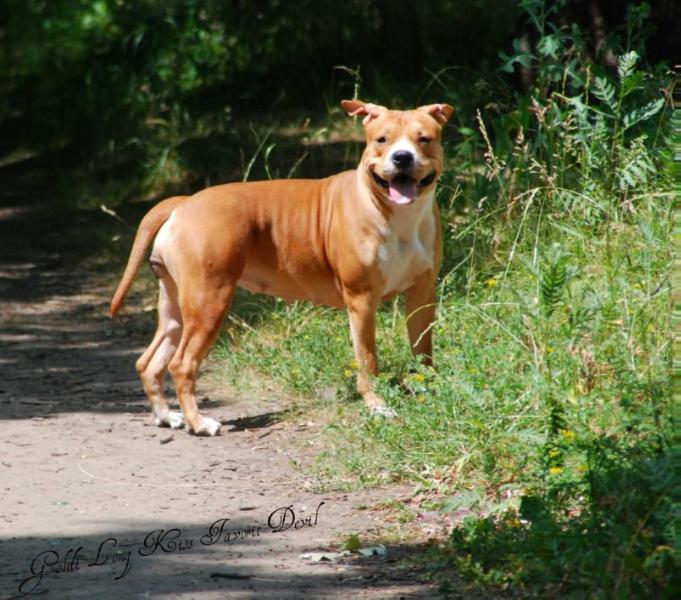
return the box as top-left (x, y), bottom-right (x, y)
top-left (376, 136), bottom-right (387, 144)
top-left (419, 136), bottom-right (432, 144)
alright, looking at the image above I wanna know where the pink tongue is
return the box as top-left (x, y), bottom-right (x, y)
top-left (388, 178), bottom-right (418, 204)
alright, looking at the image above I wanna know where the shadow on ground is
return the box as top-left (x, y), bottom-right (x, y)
top-left (0, 200), bottom-right (288, 421)
top-left (0, 519), bottom-right (439, 599)
top-left (224, 411), bottom-right (295, 432)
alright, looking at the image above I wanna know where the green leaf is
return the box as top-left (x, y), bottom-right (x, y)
top-left (621, 70), bottom-right (645, 98)
top-left (499, 50), bottom-right (534, 73)
top-left (592, 76), bottom-right (617, 112)
top-left (541, 253), bottom-right (568, 317)
top-left (638, 220), bottom-right (658, 247)
top-left (617, 51), bottom-right (638, 85)
top-left (617, 150), bottom-right (655, 191)
top-left (622, 98), bottom-right (665, 131)
top-left (537, 34), bottom-right (561, 58)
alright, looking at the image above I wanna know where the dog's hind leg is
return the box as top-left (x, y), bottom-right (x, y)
top-left (168, 281), bottom-right (237, 436)
top-left (135, 276), bottom-right (184, 429)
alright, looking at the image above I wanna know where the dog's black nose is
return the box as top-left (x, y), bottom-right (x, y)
top-left (392, 150), bottom-right (414, 170)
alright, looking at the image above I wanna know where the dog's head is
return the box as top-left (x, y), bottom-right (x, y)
top-left (342, 99), bottom-right (453, 206)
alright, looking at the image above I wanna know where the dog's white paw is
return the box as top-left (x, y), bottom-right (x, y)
top-left (191, 416), bottom-right (222, 437)
top-left (154, 411), bottom-right (185, 429)
top-left (167, 411), bottom-right (185, 429)
top-left (369, 404), bottom-right (397, 418)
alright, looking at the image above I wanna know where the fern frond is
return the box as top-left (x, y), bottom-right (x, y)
top-left (617, 51), bottom-right (638, 85)
top-left (617, 151), bottom-right (655, 192)
top-left (592, 76), bottom-right (617, 113)
top-left (638, 220), bottom-right (658, 247)
top-left (622, 98), bottom-right (665, 132)
top-left (541, 255), bottom-right (567, 317)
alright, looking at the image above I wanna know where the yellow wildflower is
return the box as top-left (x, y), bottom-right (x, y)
top-left (560, 429), bottom-right (575, 441)
top-left (549, 466), bottom-right (563, 475)
top-left (486, 278), bottom-right (497, 288)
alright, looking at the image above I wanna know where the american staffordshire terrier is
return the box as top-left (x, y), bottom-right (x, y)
top-left (110, 99), bottom-right (453, 435)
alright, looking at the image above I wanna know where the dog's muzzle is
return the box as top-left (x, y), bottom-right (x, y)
top-left (371, 170), bottom-right (437, 205)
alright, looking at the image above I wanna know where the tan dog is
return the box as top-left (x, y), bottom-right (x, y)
top-left (110, 100), bottom-right (453, 435)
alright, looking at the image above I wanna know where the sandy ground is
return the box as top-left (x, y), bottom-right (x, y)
top-left (0, 205), bottom-right (448, 599)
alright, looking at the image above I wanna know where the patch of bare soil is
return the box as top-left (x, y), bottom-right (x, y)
top-left (0, 204), bottom-right (450, 599)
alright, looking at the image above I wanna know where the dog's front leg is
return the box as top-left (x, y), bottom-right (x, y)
top-left (344, 293), bottom-right (396, 417)
top-left (405, 270), bottom-right (437, 365)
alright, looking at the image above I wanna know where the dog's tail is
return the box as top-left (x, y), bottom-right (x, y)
top-left (109, 195), bottom-right (188, 318)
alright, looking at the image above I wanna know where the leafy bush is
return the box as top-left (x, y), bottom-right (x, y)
top-left (430, 3), bottom-right (674, 596)
top-left (0, 0), bottom-right (519, 201)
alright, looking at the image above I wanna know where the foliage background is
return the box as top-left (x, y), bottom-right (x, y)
top-left (1, 0), bottom-right (676, 198)
top-left (0, 0), bottom-right (676, 597)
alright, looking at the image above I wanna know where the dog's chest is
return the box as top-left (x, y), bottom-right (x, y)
top-left (374, 203), bottom-right (436, 295)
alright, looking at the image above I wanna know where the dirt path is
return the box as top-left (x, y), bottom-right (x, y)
top-left (0, 205), bottom-right (444, 599)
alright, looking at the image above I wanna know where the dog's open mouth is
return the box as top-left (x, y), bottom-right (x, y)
top-left (372, 171), bottom-right (437, 205)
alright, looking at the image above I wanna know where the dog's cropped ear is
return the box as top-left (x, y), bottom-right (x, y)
top-left (418, 103), bottom-right (455, 125)
top-left (341, 100), bottom-right (387, 125)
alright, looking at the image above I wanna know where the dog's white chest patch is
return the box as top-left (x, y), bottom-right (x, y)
top-left (378, 201), bottom-right (436, 295)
